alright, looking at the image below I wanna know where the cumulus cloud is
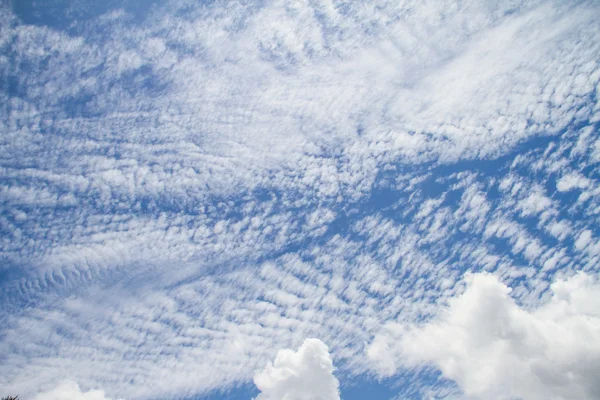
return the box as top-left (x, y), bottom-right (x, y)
top-left (368, 272), bottom-right (600, 400)
top-left (35, 381), bottom-right (119, 400)
top-left (254, 338), bottom-right (340, 400)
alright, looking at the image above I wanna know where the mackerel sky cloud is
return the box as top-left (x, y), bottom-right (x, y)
top-left (1, 0), bottom-right (600, 399)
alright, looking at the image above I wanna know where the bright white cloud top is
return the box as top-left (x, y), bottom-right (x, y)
top-left (254, 338), bottom-right (340, 400)
top-left (1, 0), bottom-right (600, 399)
top-left (35, 381), bottom-right (119, 400)
top-left (369, 272), bottom-right (600, 400)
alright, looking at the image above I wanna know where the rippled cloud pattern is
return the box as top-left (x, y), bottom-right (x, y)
top-left (1, 0), bottom-right (600, 399)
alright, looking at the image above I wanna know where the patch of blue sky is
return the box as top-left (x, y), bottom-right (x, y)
top-left (195, 375), bottom-right (410, 400)
top-left (11, 0), bottom-right (161, 32)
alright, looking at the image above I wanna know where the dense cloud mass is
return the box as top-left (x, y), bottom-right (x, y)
top-left (35, 381), bottom-right (118, 400)
top-left (369, 272), bottom-right (600, 400)
top-left (1, 0), bottom-right (600, 399)
top-left (254, 338), bottom-right (340, 400)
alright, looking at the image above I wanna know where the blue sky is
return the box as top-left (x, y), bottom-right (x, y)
top-left (1, 0), bottom-right (600, 399)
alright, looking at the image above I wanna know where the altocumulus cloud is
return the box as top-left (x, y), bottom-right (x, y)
top-left (368, 272), bottom-right (600, 400)
top-left (254, 338), bottom-right (340, 400)
top-left (2, 0), bottom-right (600, 398)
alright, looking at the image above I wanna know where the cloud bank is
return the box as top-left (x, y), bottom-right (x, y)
top-left (254, 338), bottom-right (340, 400)
top-left (369, 272), bottom-right (600, 400)
top-left (35, 381), bottom-right (119, 400)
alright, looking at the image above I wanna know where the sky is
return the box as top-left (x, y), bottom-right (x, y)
top-left (1, 0), bottom-right (600, 399)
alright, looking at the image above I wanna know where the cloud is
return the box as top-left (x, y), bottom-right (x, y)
top-left (35, 381), bottom-right (119, 400)
top-left (368, 272), bottom-right (600, 399)
top-left (254, 338), bottom-right (340, 400)
top-left (557, 172), bottom-right (591, 192)
top-left (2, 0), bottom-right (600, 399)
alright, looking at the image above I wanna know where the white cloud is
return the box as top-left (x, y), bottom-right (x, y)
top-left (369, 272), bottom-right (600, 400)
top-left (556, 172), bottom-right (591, 192)
top-left (2, 0), bottom-right (600, 399)
top-left (254, 338), bottom-right (340, 400)
top-left (35, 381), bottom-right (119, 400)
top-left (518, 190), bottom-right (553, 216)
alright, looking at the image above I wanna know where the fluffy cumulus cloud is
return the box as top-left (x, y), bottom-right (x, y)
top-left (35, 381), bottom-right (119, 400)
top-left (254, 338), bottom-right (340, 400)
top-left (368, 272), bottom-right (600, 400)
